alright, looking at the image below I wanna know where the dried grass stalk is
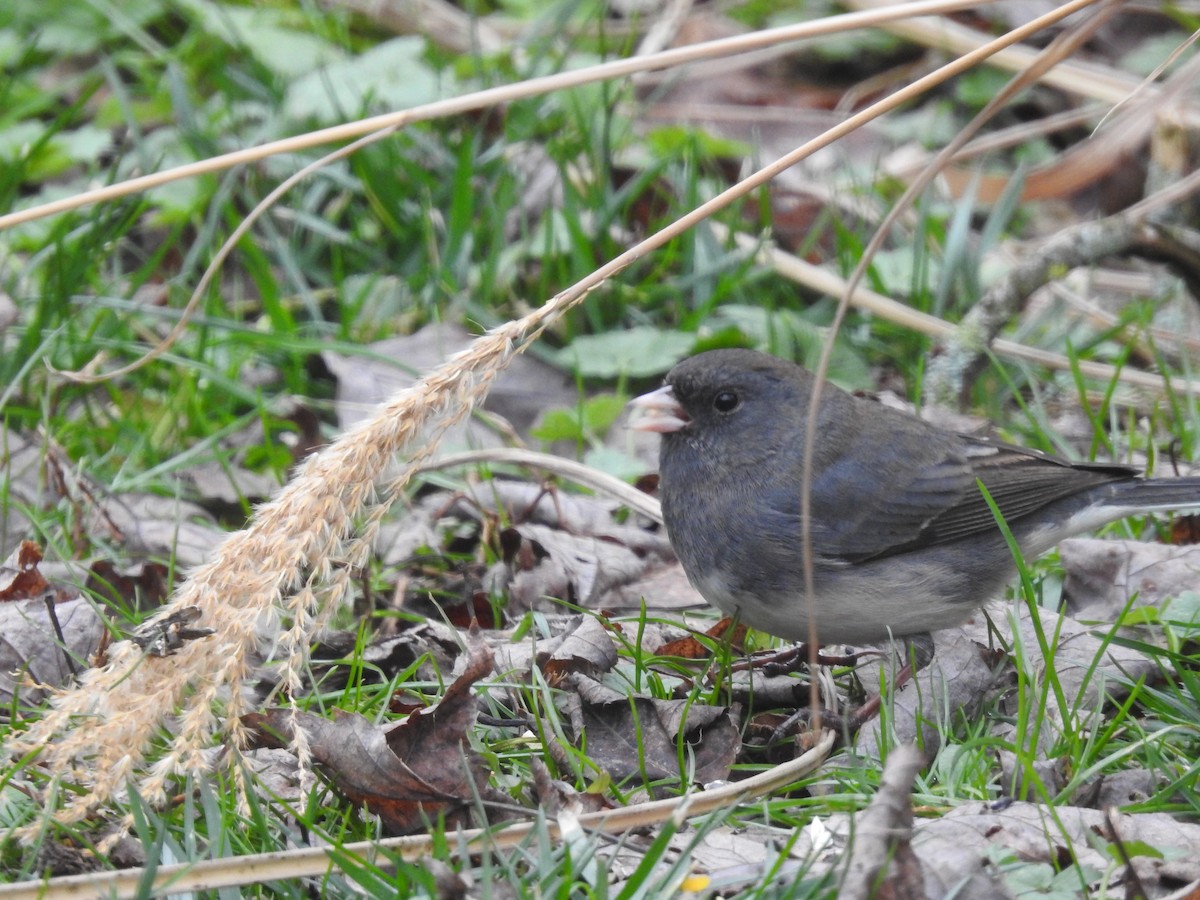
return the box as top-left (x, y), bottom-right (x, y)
top-left (6, 320), bottom-right (561, 825)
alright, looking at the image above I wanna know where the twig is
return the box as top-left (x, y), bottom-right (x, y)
top-left (837, 744), bottom-right (926, 899)
top-left (845, 0), bottom-right (1146, 104)
top-left (723, 227), bottom-right (1200, 399)
top-left (418, 449), bottom-right (663, 523)
top-left (925, 216), bottom-right (1200, 406)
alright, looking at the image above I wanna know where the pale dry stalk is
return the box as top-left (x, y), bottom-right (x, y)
top-left (5, 319), bottom-right (568, 826)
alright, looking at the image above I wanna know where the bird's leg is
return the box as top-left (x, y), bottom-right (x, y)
top-left (766, 632), bottom-right (935, 743)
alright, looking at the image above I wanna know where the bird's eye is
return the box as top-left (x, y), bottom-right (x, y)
top-left (712, 390), bottom-right (740, 413)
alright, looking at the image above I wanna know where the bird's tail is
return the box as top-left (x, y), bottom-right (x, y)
top-left (1104, 476), bottom-right (1200, 513)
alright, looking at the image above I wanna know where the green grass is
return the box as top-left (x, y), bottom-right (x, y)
top-left (3, 0), bottom-right (1200, 896)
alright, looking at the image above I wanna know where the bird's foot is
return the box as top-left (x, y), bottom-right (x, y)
top-left (764, 653), bottom-right (921, 744)
top-left (764, 703), bottom-right (877, 745)
top-left (731, 643), bottom-right (864, 676)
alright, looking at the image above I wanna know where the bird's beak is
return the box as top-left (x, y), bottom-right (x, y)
top-left (628, 384), bottom-right (690, 433)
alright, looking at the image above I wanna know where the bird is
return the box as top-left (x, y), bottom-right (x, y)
top-left (629, 348), bottom-right (1200, 648)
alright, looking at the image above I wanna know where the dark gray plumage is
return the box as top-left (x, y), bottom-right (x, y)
top-left (630, 348), bottom-right (1200, 645)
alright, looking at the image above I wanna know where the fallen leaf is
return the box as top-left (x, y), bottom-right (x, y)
top-left (0, 432), bottom-right (52, 562)
top-left (1060, 538), bottom-right (1200, 622)
top-left (0, 540), bottom-right (106, 707)
top-left (303, 620), bottom-right (462, 698)
top-left (92, 494), bottom-right (226, 570)
top-left (538, 615), bottom-right (618, 680)
top-left (911, 801), bottom-right (1200, 898)
top-left (0, 597), bottom-right (103, 710)
top-left (498, 523), bottom-right (653, 613)
top-left (245, 641), bottom-right (502, 833)
top-left (1169, 514), bottom-right (1200, 545)
top-left (0, 541), bottom-right (53, 602)
top-left (564, 674), bottom-right (739, 792)
top-left (657, 617), bottom-right (748, 658)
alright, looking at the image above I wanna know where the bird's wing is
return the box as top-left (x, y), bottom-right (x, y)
top-left (767, 433), bottom-right (1133, 564)
top-left (920, 437), bottom-right (1134, 546)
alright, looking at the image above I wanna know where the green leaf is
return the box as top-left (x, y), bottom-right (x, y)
top-left (0, 123), bottom-right (115, 180)
top-left (582, 445), bottom-right (647, 481)
top-left (955, 67), bottom-right (1012, 109)
top-left (177, 0), bottom-right (345, 80)
top-left (0, 122), bottom-right (45, 163)
top-left (870, 249), bottom-right (942, 301)
top-left (579, 393), bottom-right (627, 435)
top-left (56, 125), bottom-right (115, 165)
top-left (531, 394), bottom-right (628, 444)
top-left (555, 328), bottom-right (695, 379)
top-left (1105, 839), bottom-right (1164, 861)
top-left (0, 30), bottom-right (21, 67)
top-left (644, 126), bottom-right (750, 160)
top-left (284, 36), bottom-right (445, 123)
top-left (1163, 591), bottom-right (1200, 634)
top-left (531, 408), bottom-right (583, 443)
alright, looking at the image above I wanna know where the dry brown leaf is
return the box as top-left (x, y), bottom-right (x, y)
top-left (851, 598), bottom-right (1172, 763)
top-left (89, 493), bottom-right (227, 570)
top-left (539, 615), bottom-right (618, 680)
top-left (563, 673), bottom-right (739, 791)
top-left (245, 641), bottom-right (501, 834)
top-left (0, 541), bottom-right (54, 602)
top-left (0, 543), bottom-right (103, 708)
top-left (912, 801), bottom-right (1200, 898)
top-left (657, 617), bottom-right (748, 658)
top-left (497, 522), bottom-right (655, 613)
top-left (1061, 538), bottom-right (1200, 623)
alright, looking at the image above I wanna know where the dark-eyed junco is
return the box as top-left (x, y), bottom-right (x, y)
top-left (630, 348), bottom-right (1200, 646)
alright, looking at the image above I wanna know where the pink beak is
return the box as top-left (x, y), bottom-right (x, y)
top-left (628, 384), bottom-right (690, 434)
